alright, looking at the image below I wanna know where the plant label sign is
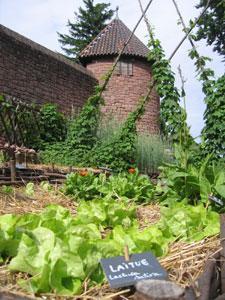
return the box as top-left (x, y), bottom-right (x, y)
top-left (100, 252), bottom-right (167, 288)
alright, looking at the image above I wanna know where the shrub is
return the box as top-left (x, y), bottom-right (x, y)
top-left (39, 103), bottom-right (67, 147)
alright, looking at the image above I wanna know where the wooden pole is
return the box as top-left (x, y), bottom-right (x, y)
top-left (124, 245), bottom-right (130, 262)
top-left (220, 214), bottom-right (225, 294)
top-left (10, 153), bottom-right (16, 182)
top-left (134, 279), bottom-right (185, 300)
top-left (197, 254), bottom-right (220, 300)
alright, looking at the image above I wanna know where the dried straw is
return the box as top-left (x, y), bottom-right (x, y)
top-left (0, 188), bottom-right (221, 299)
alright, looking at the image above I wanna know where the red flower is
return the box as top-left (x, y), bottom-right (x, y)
top-left (79, 170), bottom-right (88, 176)
top-left (128, 168), bottom-right (135, 174)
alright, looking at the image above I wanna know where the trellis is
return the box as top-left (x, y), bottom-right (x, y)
top-left (0, 95), bottom-right (39, 181)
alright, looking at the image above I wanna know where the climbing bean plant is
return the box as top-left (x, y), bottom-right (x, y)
top-left (147, 38), bottom-right (185, 141)
top-left (89, 99), bottom-right (145, 171)
top-left (189, 45), bottom-right (225, 161)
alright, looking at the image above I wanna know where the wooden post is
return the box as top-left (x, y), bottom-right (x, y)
top-left (10, 159), bottom-right (16, 182)
top-left (220, 214), bottom-right (225, 294)
top-left (197, 254), bottom-right (220, 300)
top-left (9, 151), bottom-right (16, 182)
top-left (24, 151), bottom-right (27, 168)
top-left (134, 279), bottom-right (185, 300)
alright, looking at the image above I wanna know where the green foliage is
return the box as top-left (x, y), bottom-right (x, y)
top-left (39, 104), bottom-right (67, 147)
top-left (96, 120), bottom-right (171, 174)
top-left (25, 182), bottom-right (35, 197)
top-left (0, 96), bottom-right (67, 151)
top-left (41, 86), bottom-right (104, 165)
top-left (195, 0), bottom-right (225, 59)
top-left (147, 39), bottom-right (184, 140)
top-left (1, 185), bottom-right (13, 195)
top-left (188, 47), bottom-right (225, 161)
top-left (0, 201), bottom-right (219, 295)
top-left (89, 101), bottom-right (145, 171)
top-left (41, 92), bottom-right (147, 171)
top-left (0, 95), bottom-right (40, 149)
top-left (158, 201), bottom-right (219, 241)
top-left (201, 74), bottom-right (225, 160)
top-left (63, 171), bottom-right (154, 203)
top-left (58, 0), bottom-right (114, 59)
top-left (65, 87), bottom-right (104, 162)
top-left (136, 134), bottom-right (171, 174)
top-left (76, 199), bottom-right (136, 228)
top-left (156, 146), bottom-right (225, 208)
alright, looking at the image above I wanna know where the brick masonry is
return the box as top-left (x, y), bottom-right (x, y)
top-left (0, 25), bottom-right (159, 134)
top-left (0, 25), bottom-right (97, 114)
top-left (86, 57), bottom-right (160, 133)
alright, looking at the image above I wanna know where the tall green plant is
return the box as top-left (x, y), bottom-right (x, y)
top-left (89, 99), bottom-right (145, 171)
top-left (201, 74), bottom-right (225, 160)
top-left (136, 134), bottom-right (171, 174)
top-left (189, 47), bottom-right (225, 161)
top-left (147, 38), bottom-right (184, 140)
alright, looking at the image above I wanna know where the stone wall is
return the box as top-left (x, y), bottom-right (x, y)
top-left (86, 57), bottom-right (160, 133)
top-left (0, 25), bottom-right (97, 114)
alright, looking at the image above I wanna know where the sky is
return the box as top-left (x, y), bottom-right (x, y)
top-left (0, 0), bottom-right (224, 138)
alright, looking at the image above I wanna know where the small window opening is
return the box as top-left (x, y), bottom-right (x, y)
top-left (115, 61), bottom-right (133, 76)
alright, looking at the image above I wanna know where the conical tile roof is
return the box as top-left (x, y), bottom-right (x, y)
top-left (79, 18), bottom-right (149, 59)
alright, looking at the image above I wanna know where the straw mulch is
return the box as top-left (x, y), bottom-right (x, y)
top-left (0, 187), bottom-right (221, 299)
top-left (0, 185), bottom-right (78, 216)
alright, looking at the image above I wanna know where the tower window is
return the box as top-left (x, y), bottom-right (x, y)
top-left (115, 61), bottom-right (133, 76)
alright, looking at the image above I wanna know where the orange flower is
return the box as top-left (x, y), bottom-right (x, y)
top-left (79, 170), bottom-right (88, 176)
top-left (128, 168), bottom-right (135, 174)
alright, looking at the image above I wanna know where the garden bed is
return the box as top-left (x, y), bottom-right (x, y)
top-left (0, 184), bottom-right (222, 299)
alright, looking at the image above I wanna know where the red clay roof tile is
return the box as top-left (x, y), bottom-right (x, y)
top-left (80, 18), bottom-right (149, 59)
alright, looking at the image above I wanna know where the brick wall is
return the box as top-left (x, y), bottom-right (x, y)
top-left (86, 57), bottom-right (160, 133)
top-left (0, 25), bottom-right (97, 114)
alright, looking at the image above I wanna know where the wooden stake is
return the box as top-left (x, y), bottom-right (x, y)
top-left (197, 254), bottom-right (220, 300)
top-left (124, 245), bottom-right (130, 262)
top-left (10, 159), bottom-right (16, 182)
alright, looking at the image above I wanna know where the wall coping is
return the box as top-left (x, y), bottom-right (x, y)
top-left (0, 24), bottom-right (96, 79)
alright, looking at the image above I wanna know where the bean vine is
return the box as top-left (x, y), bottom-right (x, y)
top-left (147, 37), bottom-right (185, 141)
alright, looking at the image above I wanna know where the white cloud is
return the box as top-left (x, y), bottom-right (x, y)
top-left (0, 0), bottom-right (224, 138)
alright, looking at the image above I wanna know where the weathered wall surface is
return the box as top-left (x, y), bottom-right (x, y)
top-left (86, 57), bottom-right (160, 133)
top-left (0, 25), bottom-right (97, 114)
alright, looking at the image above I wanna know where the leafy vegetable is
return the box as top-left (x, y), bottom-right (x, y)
top-left (63, 171), bottom-right (154, 203)
top-left (0, 200), bottom-right (219, 295)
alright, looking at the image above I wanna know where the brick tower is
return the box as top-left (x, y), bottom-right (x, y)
top-left (80, 18), bottom-right (159, 133)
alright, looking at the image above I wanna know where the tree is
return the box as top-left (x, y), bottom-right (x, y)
top-left (195, 0), bottom-right (225, 59)
top-left (58, 0), bottom-right (114, 59)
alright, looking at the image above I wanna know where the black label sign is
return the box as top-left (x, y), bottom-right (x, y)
top-left (209, 195), bottom-right (223, 206)
top-left (100, 252), bottom-right (167, 288)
